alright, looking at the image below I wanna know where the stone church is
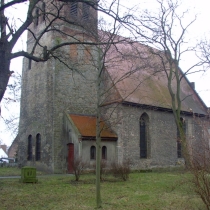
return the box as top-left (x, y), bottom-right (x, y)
top-left (16, 1), bottom-right (209, 173)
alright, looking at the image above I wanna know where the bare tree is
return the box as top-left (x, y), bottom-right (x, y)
top-left (127, 0), bottom-right (208, 165)
top-left (123, 0), bottom-right (210, 208)
top-left (0, 0), bottom-right (134, 208)
top-left (91, 23), bottom-right (164, 208)
top-left (0, 0), bottom-right (98, 147)
top-left (92, 15), bottom-right (129, 209)
top-left (0, 0), bottom-right (130, 104)
top-left (0, 0), bottom-right (134, 158)
top-left (189, 115), bottom-right (210, 210)
top-left (79, 11), bottom-right (155, 207)
top-left (0, 72), bottom-right (21, 144)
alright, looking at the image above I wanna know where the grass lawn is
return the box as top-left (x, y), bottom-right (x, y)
top-left (0, 167), bottom-right (44, 176)
top-left (0, 168), bottom-right (204, 210)
top-left (0, 167), bottom-right (21, 176)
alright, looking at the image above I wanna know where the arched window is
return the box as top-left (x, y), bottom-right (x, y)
top-left (36, 133), bottom-right (41, 161)
top-left (70, 2), bottom-right (78, 17)
top-left (177, 118), bottom-right (186, 158)
top-left (102, 146), bottom-right (107, 160)
top-left (82, 3), bottom-right (90, 20)
top-left (42, 2), bottom-right (46, 21)
top-left (28, 59), bottom-right (31, 70)
top-left (27, 135), bottom-right (32, 161)
top-left (140, 113), bottom-right (149, 158)
top-left (90, 146), bottom-right (96, 160)
top-left (35, 8), bottom-right (39, 26)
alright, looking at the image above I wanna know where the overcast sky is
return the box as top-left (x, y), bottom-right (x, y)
top-left (0, 0), bottom-right (210, 147)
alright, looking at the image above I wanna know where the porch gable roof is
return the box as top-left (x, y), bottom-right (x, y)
top-left (69, 114), bottom-right (117, 140)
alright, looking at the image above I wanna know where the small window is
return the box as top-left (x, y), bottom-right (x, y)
top-left (28, 59), bottom-right (31, 69)
top-left (70, 2), bottom-right (78, 17)
top-left (36, 133), bottom-right (41, 161)
top-left (102, 146), bottom-right (107, 160)
top-left (27, 135), bottom-right (32, 161)
top-left (35, 8), bottom-right (39, 26)
top-left (82, 3), bottom-right (90, 20)
top-left (90, 146), bottom-right (96, 160)
top-left (42, 2), bottom-right (46, 21)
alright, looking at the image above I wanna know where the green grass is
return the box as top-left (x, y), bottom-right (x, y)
top-left (0, 167), bottom-right (45, 176)
top-left (0, 168), bottom-right (205, 210)
top-left (0, 167), bottom-right (21, 176)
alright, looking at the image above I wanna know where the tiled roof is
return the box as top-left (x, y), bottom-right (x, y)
top-left (103, 39), bottom-right (208, 115)
top-left (69, 114), bottom-right (117, 139)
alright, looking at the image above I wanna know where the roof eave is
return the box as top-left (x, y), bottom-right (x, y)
top-left (122, 101), bottom-right (208, 117)
top-left (81, 136), bottom-right (118, 141)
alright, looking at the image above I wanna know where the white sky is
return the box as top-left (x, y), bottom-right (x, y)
top-left (0, 0), bottom-right (210, 147)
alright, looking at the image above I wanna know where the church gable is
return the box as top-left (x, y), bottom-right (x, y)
top-left (68, 114), bottom-right (117, 141)
top-left (63, 113), bottom-right (118, 172)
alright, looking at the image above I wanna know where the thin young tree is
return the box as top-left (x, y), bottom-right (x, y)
top-left (91, 19), bottom-right (163, 208)
top-left (125, 0), bottom-right (210, 208)
top-left (90, 8), bottom-right (131, 208)
top-left (127, 0), bottom-right (208, 165)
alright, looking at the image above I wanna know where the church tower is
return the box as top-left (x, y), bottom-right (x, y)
top-left (18, 0), bottom-right (98, 173)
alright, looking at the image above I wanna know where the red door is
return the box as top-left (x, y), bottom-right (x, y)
top-left (67, 143), bottom-right (74, 173)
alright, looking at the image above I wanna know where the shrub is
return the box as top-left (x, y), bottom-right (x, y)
top-left (71, 157), bottom-right (87, 181)
top-left (190, 148), bottom-right (210, 210)
top-left (110, 159), bottom-right (131, 181)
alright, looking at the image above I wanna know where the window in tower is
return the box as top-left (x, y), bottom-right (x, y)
top-left (42, 2), bottom-right (46, 21)
top-left (35, 8), bottom-right (39, 26)
top-left (36, 133), bottom-right (41, 161)
top-left (82, 3), bottom-right (90, 20)
top-left (28, 59), bottom-right (31, 70)
top-left (27, 135), bottom-right (32, 161)
top-left (70, 2), bottom-right (78, 17)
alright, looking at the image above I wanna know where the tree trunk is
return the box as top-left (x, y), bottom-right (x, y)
top-left (96, 106), bottom-right (102, 208)
top-left (95, 47), bottom-right (102, 208)
top-left (0, 42), bottom-right (11, 102)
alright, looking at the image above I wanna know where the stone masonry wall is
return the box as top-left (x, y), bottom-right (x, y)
top-left (18, 51), bottom-right (55, 172)
top-left (52, 40), bottom-right (98, 172)
top-left (105, 104), bottom-right (184, 169)
top-left (106, 103), bottom-right (206, 170)
top-left (18, 0), bottom-right (99, 173)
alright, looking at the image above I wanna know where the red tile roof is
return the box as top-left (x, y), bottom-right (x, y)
top-left (69, 114), bottom-right (117, 139)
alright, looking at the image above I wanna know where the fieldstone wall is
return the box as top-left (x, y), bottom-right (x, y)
top-left (18, 22), bottom-right (99, 173)
top-left (18, 59), bottom-right (55, 171)
top-left (105, 104), bottom-right (181, 169)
